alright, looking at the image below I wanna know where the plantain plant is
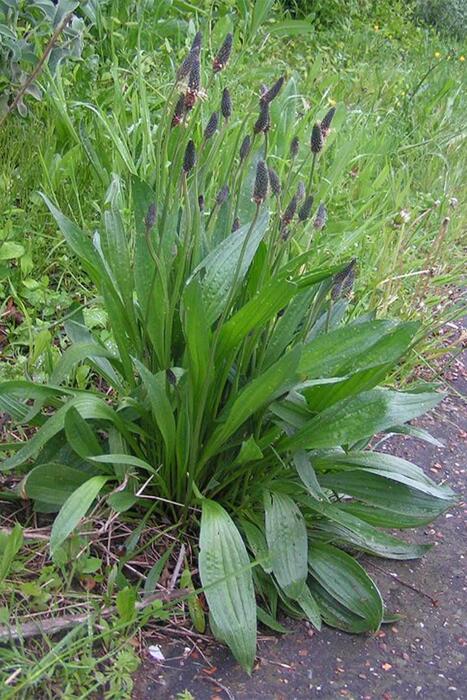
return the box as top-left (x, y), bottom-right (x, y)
top-left (0, 31), bottom-right (456, 672)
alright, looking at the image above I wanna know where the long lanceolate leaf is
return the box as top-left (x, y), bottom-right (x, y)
top-left (189, 210), bottom-right (270, 325)
top-left (198, 500), bottom-right (256, 673)
top-left (308, 542), bottom-right (383, 633)
top-left (280, 388), bottom-right (443, 452)
top-left (264, 492), bottom-right (308, 600)
top-left (1, 396), bottom-right (137, 472)
top-left (201, 346), bottom-right (301, 463)
top-left (50, 476), bottom-right (111, 555)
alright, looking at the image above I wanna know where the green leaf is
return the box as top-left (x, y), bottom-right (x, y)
top-left (281, 388), bottom-right (442, 452)
top-left (132, 176), bottom-right (157, 316)
top-left (237, 436), bottom-right (263, 465)
top-left (199, 499), bottom-right (256, 673)
top-left (268, 19), bottom-right (314, 36)
top-left (144, 546), bottom-right (174, 594)
top-left (182, 279), bottom-right (212, 395)
top-left (263, 288), bottom-right (314, 368)
top-left (0, 524), bottom-right (23, 583)
top-left (64, 406), bottom-right (103, 459)
top-left (40, 193), bottom-right (99, 278)
top-left (107, 492), bottom-right (139, 512)
top-left (313, 450), bottom-right (455, 500)
top-left (385, 424), bottom-right (444, 447)
top-left (264, 492), bottom-right (307, 600)
top-left (180, 566), bottom-right (206, 634)
top-left (51, 342), bottom-right (116, 387)
top-left (134, 360), bottom-right (176, 460)
top-left (50, 476), bottom-right (110, 554)
top-left (308, 542), bottom-right (383, 631)
top-left (1, 394), bottom-right (133, 472)
top-left (307, 500), bottom-right (431, 559)
top-left (318, 470), bottom-right (454, 526)
top-left (0, 242), bottom-right (25, 260)
top-left (241, 519), bottom-right (272, 573)
top-left (190, 210), bottom-right (269, 324)
top-left (309, 580), bottom-right (372, 633)
top-left (256, 606), bottom-right (289, 633)
top-left (89, 454), bottom-right (160, 477)
top-left (217, 278), bottom-right (298, 357)
top-left (204, 347), bottom-right (301, 459)
top-left (293, 450), bottom-right (328, 501)
top-left (299, 320), bottom-right (400, 377)
top-left (296, 584), bottom-right (322, 630)
top-left (116, 586), bottom-right (137, 623)
top-left (102, 207), bottom-right (134, 306)
top-left (24, 463), bottom-right (92, 508)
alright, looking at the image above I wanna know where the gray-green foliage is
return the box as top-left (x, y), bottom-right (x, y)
top-left (0, 0), bottom-right (84, 116)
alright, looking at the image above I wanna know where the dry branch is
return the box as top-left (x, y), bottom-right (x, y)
top-left (0, 588), bottom-right (189, 643)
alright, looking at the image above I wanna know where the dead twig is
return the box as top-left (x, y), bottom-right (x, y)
top-left (0, 588), bottom-right (189, 643)
top-left (169, 544), bottom-right (186, 590)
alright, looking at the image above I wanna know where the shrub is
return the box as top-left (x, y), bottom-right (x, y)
top-left (0, 0), bottom-right (85, 117)
top-left (414, 0), bottom-right (467, 39)
top-left (0, 31), bottom-right (456, 671)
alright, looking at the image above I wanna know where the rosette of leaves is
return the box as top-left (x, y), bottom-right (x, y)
top-left (0, 0), bottom-right (84, 116)
top-left (0, 30), bottom-right (456, 673)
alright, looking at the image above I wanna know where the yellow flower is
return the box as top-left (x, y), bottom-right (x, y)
top-left (328, 98), bottom-right (337, 107)
top-left (374, 24), bottom-right (379, 31)
top-left (460, 55), bottom-right (465, 62)
top-left (434, 51), bottom-right (441, 59)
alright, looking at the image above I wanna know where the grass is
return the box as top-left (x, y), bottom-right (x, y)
top-left (0, 1), bottom-right (465, 696)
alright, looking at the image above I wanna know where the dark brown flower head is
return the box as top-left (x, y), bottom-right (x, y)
top-left (298, 195), bottom-right (314, 222)
top-left (311, 123), bottom-right (324, 154)
top-left (254, 100), bottom-right (270, 134)
top-left (282, 194), bottom-right (298, 226)
top-left (191, 31), bottom-right (202, 51)
top-left (204, 111), bottom-right (219, 140)
top-left (145, 203), bottom-right (157, 232)
top-left (171, 93), bottom-right (186, 127)
top-left (221, 87), bottom-right (232, 120)
top-left (216, 185), bottom-right (229, 206)
top-left (176, 44), bottom-right (200, 82)
top-left (313, 202), bottom-right (327, 229)
top-left (260, 76), bottom-right (285, 105)
top-left (268, 167), bottom-right (281, 197)
top-left (290, 135), bottom-right (299, 158)
top-left (331, 258), bottom-right (357, 301)
top-left (253, 160), bottom-right (269, 204)
top-left (183, 140), bottom-right (196, 174)
top-left (198, 194), bottom-right (205, 211)
top-left (296, 181), bottom-right (306, 202)
top-left (231, 217), bottom-right (240, 232)
top-left (184, 52), bottom-right (201, 110)
top-left (188, 54), bottom-right (201, 93)
top-left (320, 106), bottom-right (336, 138)
top-left (239, 135), bottom-right (251, 161)
top-left (213, 32), bottom-right (233, 72)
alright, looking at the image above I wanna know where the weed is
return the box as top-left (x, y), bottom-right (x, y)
top-left (0, 27), bottom-right (458, 675)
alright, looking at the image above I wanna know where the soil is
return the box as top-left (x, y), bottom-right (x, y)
top-left (132, 343), bottom-right (466, 700)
